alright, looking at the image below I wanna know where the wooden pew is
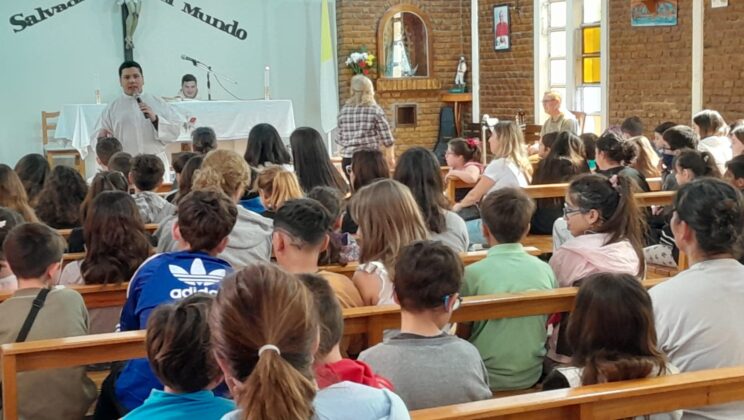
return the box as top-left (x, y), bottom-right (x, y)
top-left (410, 366), bottom-right (744, 419)
top-left (0, 283), bottom-right (129, 309)
top-left (320, 249), bottom-right (542, 279)
top-left (57, 223), bottom-right (159, 239)
top-left (0, 277), bottom-right (670, 419)
top-left (446, 178), bottom-right (665, 204)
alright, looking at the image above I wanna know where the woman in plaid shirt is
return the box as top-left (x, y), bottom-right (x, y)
top-left (336, 75), bottom-right (396, 176)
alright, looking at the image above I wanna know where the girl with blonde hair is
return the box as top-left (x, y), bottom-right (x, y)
top-left (256, 165), bottom-right (304, 219)
top-left (0, 164), bottom-right (38, 222)
top-left (453, 122), bottom-right (532, 244)
top-left (214, 264), bottom-right (408, 420)
top-left (349, 179), bottom-right (428, 306)
top-left (336, 75), bottom-right (396, 173)
top-left (454, 121), bottom-right (532, 212)
top-left (156, 149), bottom-right (273, 267)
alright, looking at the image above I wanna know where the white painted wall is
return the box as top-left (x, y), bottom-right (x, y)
top-left (0, 0), bottom-right (337, 170)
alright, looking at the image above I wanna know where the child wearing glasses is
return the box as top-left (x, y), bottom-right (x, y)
top-left (358, 240), bottom-right (491, 410)
top-left (546, 173), bottom-right (645, 367)
top-left (457, 188), bottom-right (556, 391)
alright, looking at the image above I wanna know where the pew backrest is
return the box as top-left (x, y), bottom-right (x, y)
top-left (410, 366), bottom-right (744, 419)
top-left (0, 283), bottom-right (128, 309)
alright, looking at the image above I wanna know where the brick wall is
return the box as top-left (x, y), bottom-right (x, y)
top-left (336, 0), bottom-right (472, 153)
top-left (703, 2), bottom-right (744, 124)
top-left (336, 1), bottom-right (744, 147)
top-left (478, 0), bottom-right (534, 122)
top-left (608, 0), bottom-right (692, 134)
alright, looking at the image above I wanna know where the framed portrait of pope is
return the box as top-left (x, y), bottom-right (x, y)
top-left (493, 5), bottom-right (510, 51)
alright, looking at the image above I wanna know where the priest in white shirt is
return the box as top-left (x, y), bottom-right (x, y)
top-left (93, 61), bottom-right (185, 168)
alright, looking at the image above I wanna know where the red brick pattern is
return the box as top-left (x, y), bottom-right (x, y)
top-left (337, 0), bottom-right (472, 152)
top-left (608, 0), bottom-right (693, 135)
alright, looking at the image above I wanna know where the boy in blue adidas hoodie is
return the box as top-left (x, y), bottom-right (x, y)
top-left (94, 189), bottom-right (238, 419)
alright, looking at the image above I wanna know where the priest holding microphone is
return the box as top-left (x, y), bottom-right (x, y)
top-left (94, 61), bottom-right (185, 168)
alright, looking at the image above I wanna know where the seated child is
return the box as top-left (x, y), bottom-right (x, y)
top-left (256, 165), bottom-right (303, 219)
top-left (543, 272), bottom-right (681, 420)
top-left (273, 198), bottom-right (363, 309)
top-left (165, 151), bottom-right (198, 203)
top-left (359, 240), bottom-right (492, 410)
top-left (96, 189), bottom-right (237, 416)
top-left (90, 136), bottom-right (123, 183)
top-left (349, 179), bottom-right (428, 306)
top-left (213, 264), bottom-right (409, 420)
top-left (129, 154), bottom-right (176, 224)
top-left (299, 273), bottom-right (392, 390)
top-left (458, 188), bottom-right (556, 391)
top-left (124, 294), bottom-right (235, 420)
top-left (109, 151), bottom-right (133, 181)
top-left (0, 207), bottom-right (24, 290)
top-left (307, 186), bottom-right (359, 264)
top-left (644, 149), bottom-right (720, 268)
top-left (191, 126), bottom-right (217, 154)
top-left (444, 138), bottom-right (484, 204)
top-left (725, 154), bottom-right (744, 191)
top-left (0, 223), bottom-right (96, 419)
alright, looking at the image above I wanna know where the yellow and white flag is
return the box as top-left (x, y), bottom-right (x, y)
top-left (319, 0), bottom-right (339, 133)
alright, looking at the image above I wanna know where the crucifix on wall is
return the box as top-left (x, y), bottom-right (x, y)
top-left (119, 0), bottom-right (142, 61)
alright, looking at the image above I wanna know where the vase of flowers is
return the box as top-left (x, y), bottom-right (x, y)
top-left (345, 48), bottom-right (376, 75)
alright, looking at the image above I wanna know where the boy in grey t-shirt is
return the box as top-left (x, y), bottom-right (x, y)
top-left (358, 240), bottom-right (492, 410)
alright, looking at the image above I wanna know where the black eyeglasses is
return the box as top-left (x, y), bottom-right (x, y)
top-left (563, 203), bottom-right (583, 219)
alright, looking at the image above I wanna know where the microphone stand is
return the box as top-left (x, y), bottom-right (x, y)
top-left (186, 59), bottom-right (237, 101)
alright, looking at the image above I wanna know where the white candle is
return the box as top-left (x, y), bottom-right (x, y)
top-left (264, 66), bottom-right (270, 100)
top-left (94, 73), bottom-right (101, 104)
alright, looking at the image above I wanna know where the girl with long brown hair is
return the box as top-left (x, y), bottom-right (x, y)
top-left (531, 131), bottom-right (590, 234)
top-left (0, 164), bottom-right (38, 222)
top-left (67, 171), bottom-right (129, 253)
top-left (213, 264), bottom-right (408, 420)
top-left (543, 273), bottom-right (680, 420)
top-left (349, 179), bottom-right (428, 306)
top-left (14, 153), bottom-right (50, 207)
top-left (59, 191), bottom-right (151, 333)
top-left (35, 165), bottom-right (88, 229)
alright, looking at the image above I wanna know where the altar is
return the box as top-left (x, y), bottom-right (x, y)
top-left (54, 99), bottom-right (296, 156)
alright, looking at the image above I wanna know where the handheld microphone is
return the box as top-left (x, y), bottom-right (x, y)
top-left (134, 94), bottom-right (149, 120)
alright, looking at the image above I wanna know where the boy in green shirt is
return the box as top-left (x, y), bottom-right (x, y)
top-left (457, 188), bottom-right (556, 391)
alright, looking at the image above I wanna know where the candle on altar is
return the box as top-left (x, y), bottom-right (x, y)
top-left (264, 66), bottom-right (270, 100)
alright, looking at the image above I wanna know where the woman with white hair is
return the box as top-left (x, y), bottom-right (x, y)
top-left (336, 75), bottom-right (395, 175)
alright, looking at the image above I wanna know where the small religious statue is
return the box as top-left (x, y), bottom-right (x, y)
top-left (455, 56), bottom-right (467, 86)
top-left (449, 56), bottom-right (467, 93)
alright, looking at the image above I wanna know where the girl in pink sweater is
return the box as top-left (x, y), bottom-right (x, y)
top-left (547, 173), bottom-right (647, 366)
top-left (550, 173), bottom-right (646, 286)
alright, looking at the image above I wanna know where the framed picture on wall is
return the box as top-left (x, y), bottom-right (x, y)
top-left (631, 0), bottom-right (677, 27)
top-left (493, 5), bottom-right (510, 51)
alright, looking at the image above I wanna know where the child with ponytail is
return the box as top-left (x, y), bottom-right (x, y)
top-left (213, 264), bottom-right (409, 420)
top-left (551, 173), bottom-right (646, 286)
top-left (256, 165), bottom-right (304, 219)
top-left (644, 149), bottom-right (721, 268)
top-left (546, 173), bottom-right (646, 366)
top-left (444, 137), bottom-right (483, 187)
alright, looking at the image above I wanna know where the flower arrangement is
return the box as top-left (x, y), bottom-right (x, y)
top-left (345, 48), bottom-right (375, 75)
